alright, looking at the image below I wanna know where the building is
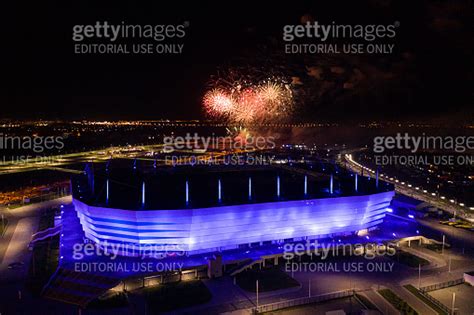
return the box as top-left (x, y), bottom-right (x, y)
top-left (72, 163), bottom-right (394, 257)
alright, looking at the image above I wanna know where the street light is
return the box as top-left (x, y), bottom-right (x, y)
top-left (418, 264), bottom-right (421, 289)
top-left (256, 280), bottom-right (259, 309)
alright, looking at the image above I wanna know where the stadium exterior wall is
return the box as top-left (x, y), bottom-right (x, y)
top-left (73, 191), bottom-right (394, 256)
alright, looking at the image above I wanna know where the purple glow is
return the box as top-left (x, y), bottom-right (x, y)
top-left (73, 190), bottom-right (394, 256)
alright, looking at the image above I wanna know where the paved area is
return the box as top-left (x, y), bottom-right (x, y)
top-left (0, 196), bottom-right (71, 266)
top-left (0, 217), bottom-right (38, 281)
top-left (165, 218), bottom-right (474, 315)
top-left (261, 296), bottom-right (364, 314)
top-left (360, 289), bottom-right (397, 315)
top-left (2, 196), bottom-right (474, 315)
top-left (429, 283), bottom-right (474, 315)
top-left (391, 285), bottom-right (437, 315)
top-left (0, 197), bottom-right (74, 315)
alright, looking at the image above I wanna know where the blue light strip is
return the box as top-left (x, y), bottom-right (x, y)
top-left (186, 180), bottom-right (189, 204)
top-left (81, 214), bottom-right (177, 226)
top-left (248, 177), bottom-right (252, 200)
top-left (91, 224), bottom-right (185, 233)
top-left (330, 174), bottom-right (333, 194)
top-left (218, 179), bottom-right (222, 202)
top-left (376, 168), bottom-right (379, 188)
top-left (304, 175), bottom-right (308, 195)
top-left (106, 179), bottom-right (109, 204)
top-left (277, 176), bottom-right (280, 198)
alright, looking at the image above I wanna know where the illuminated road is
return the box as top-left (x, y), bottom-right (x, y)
top-left (0, 144), bottom-right (255, 175)
top-left (342, 153), bottom-right (474, 222)
top-left (0, 145), bottom-right (165, 175)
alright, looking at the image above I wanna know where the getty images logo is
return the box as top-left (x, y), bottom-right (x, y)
top-left (72, 21), bottom-right (187, 42)
top-left (72, 21), bottom-right (189, 54)
top-left (283, 21), bottom-right (399, 42)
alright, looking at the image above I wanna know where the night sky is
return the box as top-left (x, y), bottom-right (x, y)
top-left (4, 1), bottom-right (473, 122)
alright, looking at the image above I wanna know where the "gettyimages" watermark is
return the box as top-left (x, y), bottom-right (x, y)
top-left (0, 133), bottom-right (65, 165)
top-left (162, 133), bottom-right (276, 166)
top-left (72, 241), bottom-right (186, 260)
top-left (70, 240), bottom-right (186, 273)
top-left (72, 21), bottom-right (188, 54)
top-left (283, 21), bottom-right (399, 54)
top-left (373, 133), bottom-right (474, 166)
top-left (162, 133), bottom-right (275, 153)
top-left (282, 240), bottom-right (398, 273)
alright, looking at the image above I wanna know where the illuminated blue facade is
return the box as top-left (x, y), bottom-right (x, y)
top-left (73, 190), bottom-right (394, 256)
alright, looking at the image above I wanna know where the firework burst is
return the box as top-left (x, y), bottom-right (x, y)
top-left (203, 77), bottom-right (294, 125)
top-left (203, 89), bottom-right (235, 117)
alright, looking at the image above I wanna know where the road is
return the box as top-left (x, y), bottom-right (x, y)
top-left (0, 144), bottom-right (255, 175)
top-left (342, 153), bottom-right (473, 222)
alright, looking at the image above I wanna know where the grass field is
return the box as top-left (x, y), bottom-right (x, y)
top-left (404, 284), bottom-right (446, 315)
top-left (378, 288), bottom-right (419, 315)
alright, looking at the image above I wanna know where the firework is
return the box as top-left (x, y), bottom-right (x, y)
top-left (203, 89), bottom-right (235, 117)
top-left (234, 88), bottom-right (264, 123)
top-left (257, 81), bottom-right (293, 118)
top-left (226, 126), bottom-right (252, 145)
top-left (203, 77), bottom-right (294, 125)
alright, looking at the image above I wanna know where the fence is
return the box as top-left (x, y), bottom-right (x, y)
top-left (418, 290), bottom-right (451, 314)
top-left (418, 278), bottom-right (464, 315)
top-left (420, 278), bottom-right (464, 293)
top-left (254, 289), bottom-right (354, 313)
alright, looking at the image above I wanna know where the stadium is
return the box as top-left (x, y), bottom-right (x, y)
top-left (72, 161), bottom-right (395, 257)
